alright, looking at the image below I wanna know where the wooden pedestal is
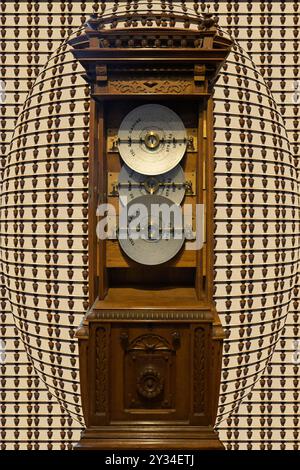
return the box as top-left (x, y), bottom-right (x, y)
top-left (75, 426), bottom-right (223, 450)
top-left (75, 289), bottom-right (224, 450)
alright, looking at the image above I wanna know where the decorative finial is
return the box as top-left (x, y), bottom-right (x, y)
top-left (202, 5), bottom-right (218, 30)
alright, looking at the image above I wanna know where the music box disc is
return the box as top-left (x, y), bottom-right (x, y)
top-left (118, 195), bottom-right (185, 266)
top-left (118, 164), bottom-right (186, 206)
top-left (118, 104), bottom-right (187, 175)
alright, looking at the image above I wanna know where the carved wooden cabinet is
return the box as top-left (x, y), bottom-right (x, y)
top-left (70, 8), bottom-right (232, 450)
top-left (77, 309), bottom-right (225, 449)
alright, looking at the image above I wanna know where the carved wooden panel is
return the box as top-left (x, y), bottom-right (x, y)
top-left (109, 323), bottom-right (189, 422)
top-left (121, 332), bottom-right (178, 409)
top-left (108, 78), bottom-right (194, 95)
top-left (92, 321), bottom-right (212, 426)
top-left (94, 327), bottom-right (108, 415)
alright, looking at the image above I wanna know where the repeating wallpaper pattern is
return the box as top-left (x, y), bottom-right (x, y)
top-left (0, 2), bottom-right (299, 450)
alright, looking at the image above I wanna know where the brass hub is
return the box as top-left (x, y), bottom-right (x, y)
top-left (144, 131), bottom-right (160, 150)
top-left (144, 177), bottom-right (160, 194)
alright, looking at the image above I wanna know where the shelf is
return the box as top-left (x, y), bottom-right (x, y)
top-left (94, 287), bottom-right (211, 310)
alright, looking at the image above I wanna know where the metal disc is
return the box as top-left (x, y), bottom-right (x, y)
top-left (118, 104), bottom-right (187, 175)
top-left (118, 195), bottom-right (185, 266)
top-left (118, 164), bottom-right (186, 206)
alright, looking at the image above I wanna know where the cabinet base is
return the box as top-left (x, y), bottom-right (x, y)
top-left (74, 426), bottom-right (224, 450)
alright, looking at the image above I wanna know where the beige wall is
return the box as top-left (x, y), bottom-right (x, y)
top-left (0, 1), bottom-right (299, 450)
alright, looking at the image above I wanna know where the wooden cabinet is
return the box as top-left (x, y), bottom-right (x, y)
top-left (70, 10), bottom-right (232, 450)
top-left (77, 309), bottom-right (224, 449)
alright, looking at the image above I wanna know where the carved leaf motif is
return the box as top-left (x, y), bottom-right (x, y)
top-left (95, 327), bottom-right (107, 413)
top-left (194, 327), bottom-right (205, 414)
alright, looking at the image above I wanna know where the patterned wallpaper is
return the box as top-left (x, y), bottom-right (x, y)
top-left (0, 1), bottom-right (299, 450)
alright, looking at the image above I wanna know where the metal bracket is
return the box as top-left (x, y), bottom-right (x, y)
top-left (108, 172), bottom-right (196, 196)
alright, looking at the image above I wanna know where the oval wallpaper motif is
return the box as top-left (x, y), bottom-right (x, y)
top-left (2, 27), bottom-right (297, 426)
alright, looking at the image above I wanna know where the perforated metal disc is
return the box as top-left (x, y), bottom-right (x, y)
top-left (118, 104), bottom-right (187, 175)
top-left (118, 164), bottom-right (186, 206)
top-left (118, 195), bottom-right (185, 266)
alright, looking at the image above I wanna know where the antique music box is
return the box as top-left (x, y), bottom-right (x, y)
top-left (70, 4), bottom-right (232, 450)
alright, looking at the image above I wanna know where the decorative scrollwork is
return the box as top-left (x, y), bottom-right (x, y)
top-left (110, 80), bottom-right (193, 95)
top-left (126, 334), bottom-right (171, 353)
